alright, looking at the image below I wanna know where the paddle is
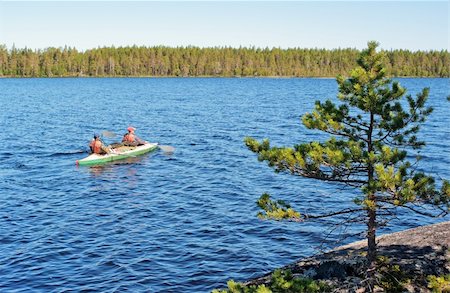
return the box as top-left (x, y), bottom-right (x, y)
top-left (101, 130), bottom-right (175, 153)
top-left (101, 130), bottom-right (118, 138)
top-left (158, 145), bottom-right (175, 153)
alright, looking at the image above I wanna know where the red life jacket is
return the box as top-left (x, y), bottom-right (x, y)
top-left (123, 133), bottom-right (135, 143)
top-left (90, 139), bottom-right (103, 154)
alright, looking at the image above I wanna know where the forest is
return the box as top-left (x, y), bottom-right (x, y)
top-left (0, 44), bottom-right (448, 77)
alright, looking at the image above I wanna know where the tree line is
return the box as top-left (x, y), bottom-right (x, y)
top-left (0, 44), bottom-right (448, 78)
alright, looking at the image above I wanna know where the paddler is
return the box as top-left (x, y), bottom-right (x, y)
top-left (122, 126), bottom-right (146, 146)
top-left (89, 134), bottom-right (112, 154)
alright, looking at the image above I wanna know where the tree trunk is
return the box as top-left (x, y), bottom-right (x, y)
top-left (366, 112), bottom-right (377, 291)
top-left (366, 202), bottom-right (377, 291)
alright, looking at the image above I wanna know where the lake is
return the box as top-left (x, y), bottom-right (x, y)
top-left (0, 78), bottom-right (449, 292)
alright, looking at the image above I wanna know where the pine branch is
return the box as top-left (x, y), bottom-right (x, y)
top-left (322, 127), bottom-right (368, 144)
top-left (304, 208), bottom-right (366, 219)
top-left (291, 165), bottom-right (367, 187)
top-left (400, 204), bottom-right (447, 218)
top-left (377, 198), bottom-right (447, 218)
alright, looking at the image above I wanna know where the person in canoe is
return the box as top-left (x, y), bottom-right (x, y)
top-left (122, 126), bottom-right (146, 146)
top-left (89, 134), bottom-right (112, 154)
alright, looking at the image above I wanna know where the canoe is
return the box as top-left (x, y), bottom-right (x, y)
top-left (76, 142), bottom-right (158, 166)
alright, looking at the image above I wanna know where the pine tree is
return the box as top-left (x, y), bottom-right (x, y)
top-left (244, 41), bottom-right (449, 290)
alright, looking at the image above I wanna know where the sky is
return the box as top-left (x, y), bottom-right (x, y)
top-left (0, 1), bottom-right (448, 51)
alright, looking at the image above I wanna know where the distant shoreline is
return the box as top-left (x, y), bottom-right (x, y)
top-left (1, 46), bottom-right (448, 78)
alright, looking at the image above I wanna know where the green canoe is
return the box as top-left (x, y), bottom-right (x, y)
top-left (76, 143), bottom-right (158, 166)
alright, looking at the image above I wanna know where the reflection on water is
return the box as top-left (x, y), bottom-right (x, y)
top-left (78, 153), bottom-right (153, 176)
top-left (76, 153), bottom-right (155, 192)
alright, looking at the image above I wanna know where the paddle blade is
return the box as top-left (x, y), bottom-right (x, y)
top-left (159, 145), bottom-right (175, 153)
top-left (102, 130), bottom-right (118, 138)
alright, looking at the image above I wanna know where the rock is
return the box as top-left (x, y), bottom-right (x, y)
top-left (244, 221), bottom-right (450, 292)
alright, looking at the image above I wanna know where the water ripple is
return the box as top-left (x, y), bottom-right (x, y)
top-left (0, 78), bottom-right (449, 292)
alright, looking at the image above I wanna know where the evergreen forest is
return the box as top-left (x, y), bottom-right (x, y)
top-left (0, 44), bottom-right (448, 77)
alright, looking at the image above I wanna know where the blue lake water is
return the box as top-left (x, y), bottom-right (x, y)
top-left (0, 77), bottom-right (449, 292)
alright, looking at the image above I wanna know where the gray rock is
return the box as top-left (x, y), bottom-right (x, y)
top-left (244, 221), bottom-right (450, 292)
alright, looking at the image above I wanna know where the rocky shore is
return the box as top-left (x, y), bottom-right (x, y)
top-left (244, 221), bottom-right (450, 292)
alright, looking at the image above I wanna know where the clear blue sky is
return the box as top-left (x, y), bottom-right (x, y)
top-left (0, 1), bottom-right (448, 51)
